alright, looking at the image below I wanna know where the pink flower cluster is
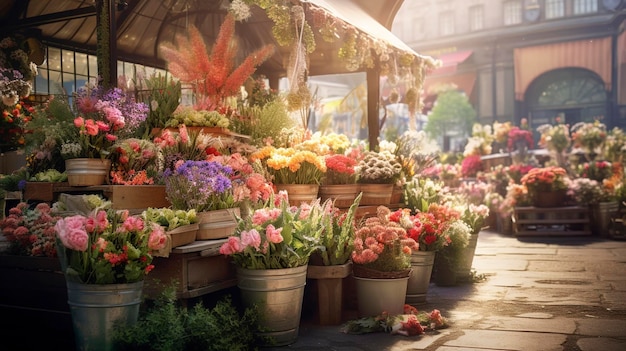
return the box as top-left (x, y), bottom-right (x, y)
top-left (54, 209), bottom-right (167, 284)
top-left (0, 202), bottom-right (60, 257)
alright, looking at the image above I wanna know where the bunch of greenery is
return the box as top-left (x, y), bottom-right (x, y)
top-left (138, 73), bottom-right (181, 137)
top-left (233, 98), bottom-right (294, 147)
top-left (113, 287), bottom-right (266, 351)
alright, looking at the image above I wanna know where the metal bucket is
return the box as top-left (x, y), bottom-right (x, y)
top-left (455, 232), bottom-right (479, 282)
top-left (354, 276), bottom-right (409, 317)
top-left (65, 158), bottom-right (111, 186)
top-left (590, 201), bottom-right (619, 237)
top-left (237, 265), bottom-right (307, 346)
top-left (406, 251), bottom-right (435, 304)
top-left (66, 281), bottom-right (143, 351)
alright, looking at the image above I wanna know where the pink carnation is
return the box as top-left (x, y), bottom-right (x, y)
top-left (219, 236), bottom-right (243, 255)
top-left (265, 224), bottom-right (283, 244)
top-left (240, 229), bottom-right (261, 249)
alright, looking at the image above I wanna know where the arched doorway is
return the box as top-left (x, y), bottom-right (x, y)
top-left (525, 68), bottom-right (607, 132)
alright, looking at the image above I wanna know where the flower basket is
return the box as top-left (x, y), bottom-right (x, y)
top-left (352, 264), bottom-right (411, 279)
top-left (168, 223), bottom-right (199, 248)
top-left (275, 184), bottom-right (320, 207)
top-left (318, 184), bottom-right (360, 208)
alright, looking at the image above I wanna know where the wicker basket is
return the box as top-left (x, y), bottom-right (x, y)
top-left (352, 264), bottom-right (411, 279)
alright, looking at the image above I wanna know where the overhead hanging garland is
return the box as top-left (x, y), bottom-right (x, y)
top-left (240, 0), bottom-right (439, 116)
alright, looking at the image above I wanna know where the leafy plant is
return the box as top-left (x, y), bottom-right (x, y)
top-left (113, 287), bottom-right (264, 351)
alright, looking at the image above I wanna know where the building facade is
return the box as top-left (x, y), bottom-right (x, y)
top-left (393, 0), bottom-right (626, 133)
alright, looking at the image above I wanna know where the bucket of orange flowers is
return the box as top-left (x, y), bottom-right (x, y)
top-left (521, 166), bottom-right (569, 207)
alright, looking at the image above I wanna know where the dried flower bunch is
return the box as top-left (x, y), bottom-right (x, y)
top-left (54, 209), bottom-right (168, 284)
top-left (357, 150), bottom-right (402, 184)
top-left (219, 193), bottom-right (325, 269)
top-left (351, 206), bottom-right (419, 273)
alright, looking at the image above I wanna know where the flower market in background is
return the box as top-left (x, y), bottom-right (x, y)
top-left (1, 1), bottom-right (626, 351)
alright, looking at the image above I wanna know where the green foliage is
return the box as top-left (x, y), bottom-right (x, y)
top-left (425, 89), bottom-right (476, 141)
top-left (234, 98), bottom-right (294, 147)
top-left (138, 73), bottom-right (182, 137)
top-left (113, 287), bottom-right (263, 351)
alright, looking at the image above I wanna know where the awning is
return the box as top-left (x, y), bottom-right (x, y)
top-left (429, 50), bottom-right (473, 75)
top-left (302, 0), bottom-right (427, 59)
top-left (423, 72), bottom-right (477, 97)
top-left (514, 37), bottom-right (612, 100)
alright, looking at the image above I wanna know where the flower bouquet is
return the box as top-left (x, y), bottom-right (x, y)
top-left (163, 160), bottom-right (236, 212)
top-left (568, 178), bottom-right (613, 205)
top-left (520, 166), bottom-right (569, 207)
top-left (110, 138), bottom-right (160, 185)
top-left (357, 150), bottom-right (402, 185)
top-left (576, 160), bottom-right (614, 182)
top-left (537, 123), bottom-right (571, 153)
top-left (165, 106), bottom-right (230, 129)
top-left (153, 124), bottom-right (220, 171)
top-left (251, 145), bottom-right (326, 185)
top-left (319, 154), bottom-right (359, 208)
top-left (351, 206), bottom-right (419, 278)
top-left (571, 121), bottom-right (607, 155)
top-left (218, 194), bottom-right (325, 269)
top-left (404, 177), bottom-right (447, 213)
top-left (0, 202), bottom-right (60, 257)
top-left (54, 209), bottom-right (168, 284)
top-left (395, 203), bottom-right (459, 252)
top-left (311, 193), bottom-right (362, 266)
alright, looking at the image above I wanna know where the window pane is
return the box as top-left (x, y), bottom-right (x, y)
top-left (47, 47), bottom-right (61, 71)
top-left (439, 11), bottom-right (455, 36)
top-left (62, 50), bottom-right (75, 73)
top-left (574, 0), bottom-right (598, 14)
top-left (545, 0), bottom-right (564, 19)
top-left (75, 52), bottom-right (88, 75)
top-left (88, 55), bottom-right (98, 78)
top-left (504, 0), bottom-right (522, 25)
top-left (469, 5), bottom-right (484, 31)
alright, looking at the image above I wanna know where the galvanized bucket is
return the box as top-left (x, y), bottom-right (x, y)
top-left (354, 275), bottom-right (409, 317)
top-left (237, 265), bottom-right (307, 346)
top-left (66, 281), bottom-right (143, 351)
top-left (406, 250), bottom-right (436, 304)
top-left (455, 232), bottom-right (479, 283)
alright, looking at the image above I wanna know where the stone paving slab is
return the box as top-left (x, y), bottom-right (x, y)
top-left (473, 316), bottom-right (577, 334)
top-left (577, 337), bottom-right (626, 351)
top-left (442, 329), bottom-right (567, 351)
top-left (503, 287), bottom-right (603, 306)
top-left (472, 257), bottom-right (528, 272)
top-left (526, 260), bottom-right (586, 272)
top-left (576, 318), bottom-right (626, 337)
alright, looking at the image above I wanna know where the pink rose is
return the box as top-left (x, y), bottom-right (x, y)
top-left (55, 216), bottom-right (89, 252)
top-left (219, 236), bottom-right (243, 255)
top-left (73, 116), bottom-right (84, 127)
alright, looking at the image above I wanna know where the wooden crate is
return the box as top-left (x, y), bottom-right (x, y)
top-left (24, 182), bottom-right (71, 202)
top-left (512, 206), bottom-right (592, 237)
top-left (144, 239), bottom-right (237, 300)
top-left (102, 185), bottom-right (170, 212)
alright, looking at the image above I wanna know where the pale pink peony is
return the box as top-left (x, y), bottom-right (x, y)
top-left (219, 236), bottom-right (243, 255)
top-left (55, 215), bottom-right (89, 252)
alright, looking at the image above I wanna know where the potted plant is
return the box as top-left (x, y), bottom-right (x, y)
top-left (432, 218), bottom-right (473, 286)
top-left (319, 154), bottom-right (359, 208)
top-left (153, 124), bottom-right (221, 171)
top-left (357, 150), bottom-right (402, 205)
top-left (569, 177), bottom-right (618, 236)
top-left (53, 208), bottom-right (168, 350)
top-left (537, 123), bottom-right (571, 166)
top-left (59, 84), bottom-right (148, 186)
top-left (350, 205), bottom-right (420, 317)
top-left (507, 126), bottom-right (534, 164)
top-left (307, 194), bottom-right (361, 325)
top-left (251, 145), bottom-right (326, 206)
top-left (520, 166), bottom-right (569, 207)
top-left (163, 159), bottom-right (239, 240)
top-left (218, 194), bottom-right (325, 346)
top-left (456, 203), bottom-right (490, 282)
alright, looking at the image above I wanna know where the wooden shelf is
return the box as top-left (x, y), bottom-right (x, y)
top-left (513, 206), bottom-right (592, 237)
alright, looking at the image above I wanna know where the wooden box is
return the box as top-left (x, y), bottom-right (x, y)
top-left (103, 185), bottom-right (170, 212)
top-left (512, 206), bottom-right (591, 237)
top-left (145, 239), bottom-right (237, 300)
top-left (24, 182), bottom-right (71, 202)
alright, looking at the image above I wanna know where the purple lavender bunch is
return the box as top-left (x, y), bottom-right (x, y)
top-left (164, 160), bottom-right (236, 211)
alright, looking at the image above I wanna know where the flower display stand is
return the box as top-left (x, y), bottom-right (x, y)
top-left (512, 206), bottom-right (591, 237)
